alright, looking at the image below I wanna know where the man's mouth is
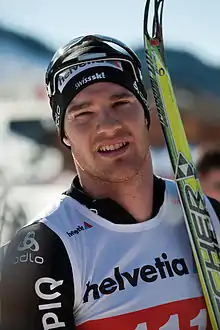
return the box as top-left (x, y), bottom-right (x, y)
top-left (97, 141), bottom-right (130, 156)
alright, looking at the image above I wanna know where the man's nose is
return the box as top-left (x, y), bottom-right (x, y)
top-left (96, 108), bottom-right (122, 135)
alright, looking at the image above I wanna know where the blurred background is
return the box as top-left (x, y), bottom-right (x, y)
top-left (0, 0), bottom-right (220, 244)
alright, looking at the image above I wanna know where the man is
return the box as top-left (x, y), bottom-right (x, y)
top-left (1, 35), bottom-right (220, 329)
top-left (197, 145), bottom-right (220, 203)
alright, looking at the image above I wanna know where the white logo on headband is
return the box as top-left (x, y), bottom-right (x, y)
top-left (58, 60), bottom-right (123, 92)
top-left (75, 72), bottom-right (105, 90)
top-left (54, 105), bottom-right (61, 130)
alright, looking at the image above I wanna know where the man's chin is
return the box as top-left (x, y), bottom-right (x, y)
top-left (76, 157), bottom-right (146, 184)
top-left (93, 167), bottom-right (142, 184)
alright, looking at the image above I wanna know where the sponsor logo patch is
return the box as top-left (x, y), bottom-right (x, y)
top-left (83, 253), bottom-right (189, 303)
top-left (75, 72), bottom-right (105, 90)
top-left (58, 60), bottom-right (123, 92)
top-left (66, 221), bottom-right (93, 237)
top-left (35, 277), bottom-right (66, 329)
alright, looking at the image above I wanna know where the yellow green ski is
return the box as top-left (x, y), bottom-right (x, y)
top-left (143, 0), bottom-right (220, 328)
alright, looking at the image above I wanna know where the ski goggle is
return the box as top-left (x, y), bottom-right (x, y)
top-left (45, 34), bottom-right (143, 97)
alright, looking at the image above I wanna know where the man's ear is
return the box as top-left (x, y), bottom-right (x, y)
top-left (63, 134), bottom-right (71, 147)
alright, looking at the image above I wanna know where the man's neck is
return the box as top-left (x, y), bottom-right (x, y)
top-left (78, 159), bottom-right (154, 222)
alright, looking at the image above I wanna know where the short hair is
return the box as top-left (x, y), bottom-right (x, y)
top-left (196, 147), bottom-right (220, 175)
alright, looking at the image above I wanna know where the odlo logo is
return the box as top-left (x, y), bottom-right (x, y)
top-left (83, 253), bottom-right (189, 303)
top-left (14, 231), bottom-right (44, 265)
top-left (54, 105), bottom-right (60, 131)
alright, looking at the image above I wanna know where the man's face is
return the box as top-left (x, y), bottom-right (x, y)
top-left (63, 82), bottom-right (150, 183)
top-left (200, 169), bottom-right (220, 202)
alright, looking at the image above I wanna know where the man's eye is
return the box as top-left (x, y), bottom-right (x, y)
top-left (75, 111), bottom-right (92, 118)
top-left (112, 100), bottom-right (130, 108)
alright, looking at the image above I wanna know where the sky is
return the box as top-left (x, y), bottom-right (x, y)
top-left (0, 0), bottom-right (220, 67)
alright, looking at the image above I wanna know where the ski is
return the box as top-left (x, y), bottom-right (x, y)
top-left (143, 0), bottom-right (220, 328)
